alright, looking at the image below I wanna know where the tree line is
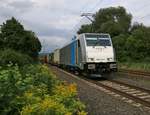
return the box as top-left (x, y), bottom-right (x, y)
top-left (0, 17), bottom-right (41, 65)
top-left (78, 6), bottom-right (150, 62)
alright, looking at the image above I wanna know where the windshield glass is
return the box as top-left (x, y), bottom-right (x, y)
top-left (85, 34), bottom-right (109, 38)
top-left (85, 34), bottom-right (111, 46)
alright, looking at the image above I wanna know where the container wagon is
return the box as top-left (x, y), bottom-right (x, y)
top-left (39, 53), bottom-right (50, 64)
top-left (53, 49), bottom-right (60, 66)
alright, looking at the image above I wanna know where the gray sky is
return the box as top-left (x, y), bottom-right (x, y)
top-left (0, 0), bottom-right (150, 53)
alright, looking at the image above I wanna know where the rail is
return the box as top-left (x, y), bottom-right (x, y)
top-left (119, 69), bottom-right (150, 78)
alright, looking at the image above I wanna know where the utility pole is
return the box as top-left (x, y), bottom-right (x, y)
top-left (81, 13), bottom-right (94, 23)
top-left (81, 13), bottom-right (94, 32)
top-left (42, 39), bottom-right (47, 53)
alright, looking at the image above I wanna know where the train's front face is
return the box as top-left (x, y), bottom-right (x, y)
top-left (84, 33), bottom-right (117, 74)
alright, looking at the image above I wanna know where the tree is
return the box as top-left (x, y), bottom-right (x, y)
top-left (126, 26), bottom-right (150, 61)
top-left (93, 7), bottom-right (132, 37)
top-left (78, 6), bottom-right (132, 37)
top-left (0, 33), bottom-right (3, 48)
top-left (0, 17), bottom-right (41, 58)
top-left (130, 22), bottom-right (144, 33)
top-left (112, 34), bottom-right (129, 62)
top-left (77, 24), bottom-right (93, 34)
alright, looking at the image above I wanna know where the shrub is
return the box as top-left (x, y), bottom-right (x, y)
top-left (20, 83), bottom-right (86, 115)
top-left (119, 62), bottom-right (150, 72)
top-left (0, 64), bottom-right (87, 115)
top-left (0, 64), bottom-right (56, 114)
top-left (0, 49), bottom-right (33, 66)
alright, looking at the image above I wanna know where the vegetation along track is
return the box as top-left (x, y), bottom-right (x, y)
top-left (55, 67), bottom-right (150, 108)
top-left (119, 69), bottom-right (150, 78)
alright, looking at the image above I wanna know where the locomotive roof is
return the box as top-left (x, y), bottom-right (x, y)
top-left (56, 33), bottom-right (111, 51)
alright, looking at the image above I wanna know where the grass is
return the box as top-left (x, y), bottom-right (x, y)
top-left (118, 62), bottom-right (150, 72)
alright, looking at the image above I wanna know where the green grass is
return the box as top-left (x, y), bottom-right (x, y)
top-left (118, 62), bottom-right (150, 72)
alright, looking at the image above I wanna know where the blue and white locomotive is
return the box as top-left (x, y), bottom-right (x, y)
top-left (59, 33), bottom-right (117, 77)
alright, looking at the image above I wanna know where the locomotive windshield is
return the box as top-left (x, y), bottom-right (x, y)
top-left (85, 34), bottom-right (111, 46)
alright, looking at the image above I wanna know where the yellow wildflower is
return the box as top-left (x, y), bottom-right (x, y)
top-left (21, 105), bottom-right (33, 115)
top-left (24, 92), bottom-right (33, 98)
top-left (68, 84), bottom-right (77, 94)
top-left (65, 112), bottom-right (72, 115)
top-left (78, 111), bottom-right (87, 115)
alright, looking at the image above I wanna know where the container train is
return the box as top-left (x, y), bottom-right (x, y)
top-left (40, 33), bottom-right (117, 77)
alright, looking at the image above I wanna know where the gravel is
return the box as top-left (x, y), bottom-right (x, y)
top-left (110, 73), bottom-right (150, 90)
top-left (51, 66), bottom-right (150, 115)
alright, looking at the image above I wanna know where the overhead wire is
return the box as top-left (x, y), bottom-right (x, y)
top-left (71, 0), bottom-right (104, 35)
top-left (70, 0), bottom-right (95, 33)
top-left (120, 1), bottom-right (150, 26)
top-left (134, 2), bottom-right (150, 20)
top-left (72, 0), bottom-right (150, 34)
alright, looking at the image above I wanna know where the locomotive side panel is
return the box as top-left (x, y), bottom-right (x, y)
top-left (60, 40), bottom-right (80, 69)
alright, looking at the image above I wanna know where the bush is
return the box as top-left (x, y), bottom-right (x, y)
top-left (0, 64), bottom-right (86, 115)
top-left (0, 64), bottom-right (56, 114)
top-left (0, 49), bottom-right (33, 66)
top-left (119, 62), bottom-right (150, 72)
top-left (21, 83), bottom-right (86, 115)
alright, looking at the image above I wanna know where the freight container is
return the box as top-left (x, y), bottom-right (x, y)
top-left (53, 49), bottom-right (60, 65)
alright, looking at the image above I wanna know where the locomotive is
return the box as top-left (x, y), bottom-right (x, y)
top-left (47, 33), bottom-right (117, 77)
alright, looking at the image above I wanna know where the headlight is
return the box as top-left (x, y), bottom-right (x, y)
top-left (110, 64), bottom-right (117, 68)
top-left (107, 58), bottom-right (113, 61)
top-left (88, 58), bottom-right (94, 61)
top-left (88, 64), bottom-right (95, 69)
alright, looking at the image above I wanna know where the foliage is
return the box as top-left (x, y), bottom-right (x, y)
top-left (118, 62), bottom-right (150, 72)
top-left (21, 83), bottom-right (86, 115)
top-left (0, 34), bottom-right (3, 48)
top-left (78, 6), bottom-right (150, 65)
top-left (0, 64), bottom-right (56, 114)
top-left (113, 26), bottom-right (150, 62)
top-left (112, 34), bottom-right (129, 62)
top-left (0, 49), bottom-right (33, 66)
top-left (0, 64), bottom-right (86, 115)
top-left (125, 26), bottom-right (150, 61)
top-left (94, 7), bottom-right (132, 37)
top-left (77, 24), bottom-right (93, 34)
top-left (78, 6), bottom-right (132, 37)
top-left (0, 17), bottom-right (41, 58)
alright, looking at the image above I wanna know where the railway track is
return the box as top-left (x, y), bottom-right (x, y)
top-left (95, 80), bottom-right (150, 108)
top-left (55, 67), bottom-right (150, 109)
top-left (82, 78), bottom-right (150, 108)
top-left (119, 69), bottom-right (150, 77)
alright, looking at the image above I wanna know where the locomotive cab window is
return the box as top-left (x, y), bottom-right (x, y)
top-left (85, 34), bottom-right (111, 46)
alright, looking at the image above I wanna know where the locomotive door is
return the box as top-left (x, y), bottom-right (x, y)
top-left (76, 40), bottom-right (82, 66)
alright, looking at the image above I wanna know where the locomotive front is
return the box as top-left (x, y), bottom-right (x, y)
top-left (81, 33), bottom-right (117, 76)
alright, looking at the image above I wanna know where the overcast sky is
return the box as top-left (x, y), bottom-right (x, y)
top-left (0, 0), bottom-right (150, 53)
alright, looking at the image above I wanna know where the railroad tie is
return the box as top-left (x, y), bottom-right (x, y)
top-left (139, 95), bottom-right (150, 99)
top-left (133, 93), bottom-right (148, 96)
top-left (126, 90), bottom-right (141, 94)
